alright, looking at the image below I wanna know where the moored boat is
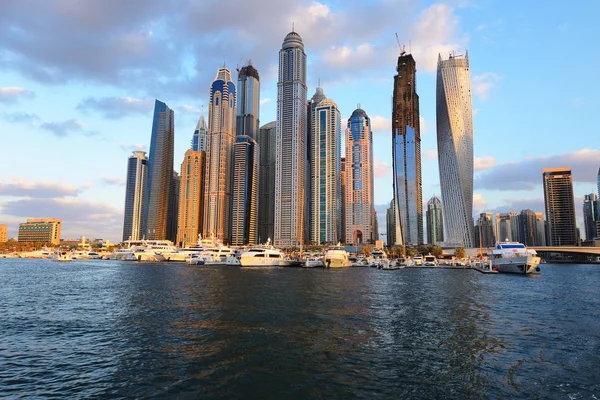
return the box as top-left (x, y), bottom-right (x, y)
top-left (491, 241), bottom-right (541, 274)
top-left (323, 248), bottom-right (351, 268)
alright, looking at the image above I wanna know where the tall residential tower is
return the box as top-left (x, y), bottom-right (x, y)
top-left (258, 121), bottom-right (277, 243)
top-left (426, 195), bottom-right (444, 245)
top-left (436, 52), bottom-right (475, 248)
top-left (543, 167), bottom-right (577, 246)
top-left (122, 151), bottom-right (147, 241)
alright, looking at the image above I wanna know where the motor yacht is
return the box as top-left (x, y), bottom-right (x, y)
top-left (491, 241), bottom-right (541, 274)
top-left (323, 246), bottom-right (352, 268)
top-left (423, 254), bottom-right (438, 267)
top-left (240, 246), bottom-right (285, 267)
top-left (54, 248), bottom-right (72, 262)
top-left (303, 256), bottom-right (324, 268)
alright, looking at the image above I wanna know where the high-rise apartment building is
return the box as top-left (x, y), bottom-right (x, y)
top-left (345, 108), bottom-right (375, 244)
top-left (122, 151), bottom-right (147, 241)
top-left (436, 52), bottom-right (475, 248)
top-left (204, 67), bottom-right (236, 243)
top-left (386, 199), bottom-right (396, 247)
top-left (192, 113), bottom-right (208, 152)
top-left (426, 195), bottom-right (444, 245)
top-left (18, 218), bottom-right (61, 244)
top-left (275, 31), bottom-right (307, 247)
top-left (583, 193), bottom-right (599, 241)
top-left (168, 171), bottom-right (180, 243)
top-left (308, 87), bottom-right (341, 245)
top-left (497, 213), bottom-right (513, 242)
top-left (392, 51), bottom-right (423, 246)
top-left (258, 121), bottom-right (276, 243)
top-left (144, 100), bottom-right (174, 240)
top-left (340, 157), bottom-right (346, 244)
top-left (0, 224), bottom-right (8, 242)
top-left (519, 209), bottom-right (538, 246)
top-left (475, 212), bottom-right (495, 248)
top-left (543, 167), bottom-right (577, 246)
top-left (231, 64), bottom-right (260, 246)
top-left (535, 212), bottom-right (546, 246)
top-left (176, 150), bottom-right (205, 247)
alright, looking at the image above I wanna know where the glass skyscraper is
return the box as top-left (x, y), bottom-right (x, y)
top-left (344, 108), bottom-right (375, 244)
top-left (275, 31), bottom-right (307, 247)
top-left (582, 193), bottom-right (599, 241)
top-left (426, 195), bottom-right (444, 245)
top-left (392, 52), bottom-right (423, 246)
top-left (204, 67), bottom-right (236, 243)
top-left (176, 149), bottom-right (205, 247)
top-left (231, 64), bottom-right (260, 246)
top-left (192, 113), bottom-right (208, 152)
top-left (144, 99), bottom-right (174, 240)
top-left (308, 86), bottom-right (341, 245)
top-left (123, 151), bottom-right (147, 241)
top-left (436, 52), bottom-right (475, 248)
top-left (543, 167), bottom-right (577, 246)
top-left (258, 121), bottom-right (276, 243)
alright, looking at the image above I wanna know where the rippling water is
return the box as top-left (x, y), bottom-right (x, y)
top-left (1, 259), bottom-right (599, 399)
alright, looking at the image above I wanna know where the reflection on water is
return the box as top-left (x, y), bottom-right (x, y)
top-left (0, 260), bottom-right (599, 399)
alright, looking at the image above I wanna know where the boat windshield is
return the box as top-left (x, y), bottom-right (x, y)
top-left (498, 244), bottom-right (525, 249)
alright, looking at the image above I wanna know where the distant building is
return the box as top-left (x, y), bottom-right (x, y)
top-left (275, 30), bottom-right (307, 247)
top-left (144, 99), bottom-right (175, 240)
top-left (392, 51), bottom-right (423, 246)
top-left (308, 86), bottom-right (341, 245)
top-left (497, 213), bottom-right (513, 242)
top-left (345, 108), bottom-right (375, 244)
top-left (176, 150), bottom-right (205, 247)
top-left (436, 52), bottom-right (475, 248)
top-left (535, 212), bottom-right (546, 246)
top-left (18, 218), bottom-right (61, 245)
top-left (258, 121), bottom-right (276, 244)
top-left (340, 157), bottom-right (346, 244)
top-left (0, 224), bottom-right (7, 242)
top-left (204, 67), bottom-right (236, 243)
top-left (386, 199), bottom-right (396, 247)
top-left (543, 167), bottom-right (577, 246)
top-left (426, 195), bottom-right (444, 245)
top-left (475, 212), bottom-right (495, 248)
top-left (583, 193), bottom-right (599, 241)
top-left (192, 113), bottom-right (208, 152)
top-left (168, 171), bottom-right (180, 243)
top-left (231, 64), bottom-right (260, 246)
top-left (122, 151), bottom-right (148, 241)
top-left (519, 209), bottom-right (538, 246)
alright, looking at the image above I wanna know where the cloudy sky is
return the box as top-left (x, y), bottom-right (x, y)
top-left (1, 0), bottom-right (598, 242)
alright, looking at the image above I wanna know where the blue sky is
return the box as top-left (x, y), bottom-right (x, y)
top-left (1, 0), bottom-right (599, 242)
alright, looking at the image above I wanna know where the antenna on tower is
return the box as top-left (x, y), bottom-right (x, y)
top-left (292, 22), bottom-right (295, 32)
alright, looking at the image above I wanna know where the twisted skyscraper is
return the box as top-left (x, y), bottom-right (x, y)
top-left (436, 52), bottom-right (475, 247)
top-left (275, 31), bottom-right (307, 246)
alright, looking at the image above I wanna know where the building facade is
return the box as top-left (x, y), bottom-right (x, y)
top-left (0, 224), bottom-right (8, 242)
top-left (122, 151), bottom-right (148, 241)
top-left (231, 64), bottom-right (260, 246)
top-left (18, 218), bottom-right (61, 244)
top-left (274, 31), bottom-right (308, 247)
top-left (192, 113), bottom-right (208, 152)
top-left (583, 193), bottom-right (599, 241)
top-left (204, 67), bottom-right (236, 243)
top-left (340, 157), bottom-right (346, 244)
top-left (543, 167), bottom-right (577, 246)
top-left (386, 199), bottom-right (396, 247)
top-left (258, 121), bottom-right (276, 243)
top-left (475, 212), bottom-right (495, 248)
top-left (535, 212), bottom-right (546, 246)
top-left (168, 171), bottom-right (180, 243)
top-left (436, 52), bottom-right (475, 248)
top-left (392, 52), bottom-right (423, 246)
top-left (426, 195), bottom-right (444, 245)
top-left (144, 99), bottom-right (175, 240)
top-left (308, 87), bottom-right (341, 245)
top-left (345, 108), bottom-right (375, 244)
top-left (519, 209), bottom-right (538, 246)
top-left (176, 150), bottom-right (205, 247)
top-left (497, 213), bottom-right (513, 242)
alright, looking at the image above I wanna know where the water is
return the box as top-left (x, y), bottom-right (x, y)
top-left (1, 260), bottom-right (599, 399)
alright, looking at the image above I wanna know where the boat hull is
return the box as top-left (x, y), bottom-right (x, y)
top-left (493, 255), bottom-right (541, 274)
top-left (240, 257), bottom-right (282, 267)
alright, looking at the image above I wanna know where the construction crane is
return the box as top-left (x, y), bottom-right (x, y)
top-left (395, 32), bottom-right (406, 56)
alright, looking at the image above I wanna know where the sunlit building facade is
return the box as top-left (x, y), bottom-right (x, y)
top-left (0, 224), bottom-right (8, 242)
top-left (275, 31), bottom-right (307, 247)
top-left (204, 67), bottom-right (236, 243)
top-left (583, 193), bottom-right (599, 241)
top-left (436, 52), bottom-right (475, 248)
top-left (18, 218), bottom-right (61, 245)
top-left (543, 167), bottom-right (577, 246)
top-left (345, 108), bottom-right (375, 244)
top-left (392, 52), bottom-right (423, 246)
top-left (176, 149), bottom-right (205, 247)
top-left (258, 121), bottom-right (276, 243)
top-left (123, 151), bottom-right (147, 241)
top-left (144, 99), bottom-right (174, 240)
top-left (308, 87), bottom-right (341, 245)
top-left (192, 113), bottom-right (208, 152)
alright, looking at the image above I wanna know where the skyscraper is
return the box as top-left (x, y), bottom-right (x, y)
top-left (475, 212), bottom-right (495, 248)
top-left (518, 209), bottom-right (538, 246)
top-left (497, 213), bottom-right (513, 242)
top-left (258, 121), bottom-right (276, 243)
top-left (386, 199), bottom-right (396, 247)
top-left (231, 64), bottom-right (260, 246)
top-left (168, 171), bottom-right (180, 243)
top-left (583, 193), bottom-right (599, 241)
top-left (308, 86), bottom-right (341, 245)
top-left (192, 113), bottom-right (208, 152)
top-left (275, 31), bottom-right (307, 247)
top-left (426, 195), bottom-right (444, 245)
top-left (436, 52), bottom-right (474, 248)
top-left (340, 157), bottom-right (346, 244)
top-left (144, 99), bottom-right (174, 240)
top-left (122, 151), bottom-right (147, 241)
top-left (204, 67), bottom-right (236, 243)
top-left (345, 108), bottom-right (375, 244)
top-left (176, 149), bottom-right (205, 247)
top-left (392, 51), bottom-right (423, 246)
top-left (535, 212), bottom-right (546, 246)
top-left (543, 167), bottom-right (577, 246)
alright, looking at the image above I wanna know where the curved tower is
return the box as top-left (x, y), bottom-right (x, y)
top-left (204, 67), bottom-right (236, 243)
top-left (274, 31), bottom-right (307, 247)
top-left (436, 52), bottom-right (474, 247)
top-left (345, 108), bottom-right (375, 244)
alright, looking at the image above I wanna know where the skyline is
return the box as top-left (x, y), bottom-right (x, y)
top-left (1, 1), bottom-right (599, 242)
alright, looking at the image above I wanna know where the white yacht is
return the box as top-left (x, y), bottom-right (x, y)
top-left (304, 256), bottom-right (324, 268)
top-left (491, 241), bottom-right (541, 274)
top-left (132, 240), bottom-right (178, 262)
top-left (19, 247), bottom-right (53, 259)
top-left (323, 246), bottom-right (352, 268)
top-left (198, 246), bottom-right (240, 265)
top-left (109, 248), bottom-right (137, 261)
top-left (370, 249), bottom-right (388, 261)
top-left (240, 245), bottom-right (285, 267)
top-left (412, 255), bottom-right (423, 266)
top-left (54, 248), bottom-right (72, 262)
top-left (423, 254), bottom-right (438, 267)
top-left (72, 250), bottom-right (102, 260)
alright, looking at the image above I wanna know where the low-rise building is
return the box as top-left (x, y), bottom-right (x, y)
top-left (17, 218), bottom-right (62, 245)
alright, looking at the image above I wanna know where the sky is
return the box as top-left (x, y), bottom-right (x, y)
top-left (1, 0), bottom-right (599, 243)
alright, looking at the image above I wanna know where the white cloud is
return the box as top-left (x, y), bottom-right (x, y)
top-left (0, 178), bottom-right (84, 198)
top-left (0, 86), bottom-right (35, 104)
top-left (373, 159), bottom-right (391, 179)
top-left (424, 149), bottom-right (437, 160)
top-left (473, 193), bottom-right (487, 209)
top-left (77, 96), bottom-right (153, 119)
top-left (420, 116), bottom-right (428, 134)
top-left (370, 115), bottom-right (391, 133)
top-left (181, 104), bottom-right (202, 115)
top-left (120, 143), bottom-right (147, 152)
top-left (260, 98), bottom-right (271, 105)
top-left (474, 156), bottom-right (496, 172)
top-left (40, 119), bottom-right (87, 137)
top-left (472, 73), bottom-right (500, 101)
